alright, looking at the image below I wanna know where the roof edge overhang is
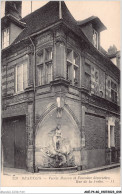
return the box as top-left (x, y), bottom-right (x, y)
top-left (77, 16), bottom-right (107, 32)
top-left (1, 19), bottom-right (63, 54)
top-left (1, 14), bottom-right (26, 30)
top-left (2, 19), bottom-right (120, 77)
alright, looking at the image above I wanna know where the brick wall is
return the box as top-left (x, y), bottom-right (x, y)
top-left (115, 119), bottom-right (120, 149)
top-left (85, 113), bottom-right (106, 149)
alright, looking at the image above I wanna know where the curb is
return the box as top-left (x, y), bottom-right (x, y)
top-left (73, 163), bottom-right (120, 175)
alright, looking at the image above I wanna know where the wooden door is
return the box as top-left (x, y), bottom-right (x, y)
top-left (2, 119), bottom-right (15, 168)
top-left (14, 117), bottom-right (26, 169)
top-left (2, 116), bottom-right (26, 169)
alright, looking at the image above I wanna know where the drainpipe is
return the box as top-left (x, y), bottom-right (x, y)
top-left (29, 37), bottom-right (36, 172)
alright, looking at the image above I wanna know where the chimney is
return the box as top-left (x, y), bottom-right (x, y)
top-left (108, 45), bottom-right (117, 55)
top-left (5, 1), bottom-right (22, 20)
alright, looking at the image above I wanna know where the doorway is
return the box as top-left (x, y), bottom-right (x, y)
top-left (2, 116), bottom-right (26, 169)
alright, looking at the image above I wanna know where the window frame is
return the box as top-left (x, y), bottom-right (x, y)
top-left (84, 63), bottom-right (91, 92)
top-left (107, 117), bottom-right (115, 149)
top-left (93, 29), bottom-right (98, 49)
top-left (111, 80), bottom-right (117, 103)
top-left (37, 47), bottom-right (53, 86)
top-left (45, 47), bottom-right (53, 62)
top-left (2, 27), bottom-right (10, 49)
top-left (110, 125), bottom-right (115, 148)
top-left (45, 61), bottom-right (53, 84)
top-left (66, 49), bottom-right (80, 85)
top-left (15, 61), bottom-right (28, 93)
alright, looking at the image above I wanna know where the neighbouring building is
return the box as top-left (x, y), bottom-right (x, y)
top-left (107, 45), bottom-right (120, 70)
top-left (1, 1), bottom-right (120, 172)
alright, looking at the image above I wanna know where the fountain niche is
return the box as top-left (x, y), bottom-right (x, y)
top-left (35, 108), bottom-right (82, 171)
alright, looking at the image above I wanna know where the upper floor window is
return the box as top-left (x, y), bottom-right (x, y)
top-left (15, 61), bottom-right (28, 93)
top-left (66, 49), bottom-right (80, 85)
top-left (2, 28), bottom-right (9, 49)
top-left (93, 29), bottom-right (98, 49)
top-left (37, 47), bottom-right (53, 86)
top-left (85, 63), bottom-right (91, 91)
top-left (45, 47), bottom-right (53, 61)
top-left (111, 81), bottom-right (117, 103)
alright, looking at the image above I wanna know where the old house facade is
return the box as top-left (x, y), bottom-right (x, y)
top-left (1, 1), bottom-right (120, 172)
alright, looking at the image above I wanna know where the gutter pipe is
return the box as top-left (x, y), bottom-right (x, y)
top-left (29, 37), bottom-right (36, 173)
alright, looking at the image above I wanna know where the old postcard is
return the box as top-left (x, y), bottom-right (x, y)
top-left (1, 0), bottom-right (121, 193)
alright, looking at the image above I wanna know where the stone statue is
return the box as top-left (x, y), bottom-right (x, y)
top-left (45, 125), bottom-right (74, 167)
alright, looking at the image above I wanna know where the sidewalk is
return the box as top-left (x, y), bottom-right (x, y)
top-left (2, 163), bottom-right (120, 176)
top-left (72, 163), bottom-right (120, 175)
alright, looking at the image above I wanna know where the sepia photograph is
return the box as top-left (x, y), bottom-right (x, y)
top-left (1, 0), bottom-right (121, 192)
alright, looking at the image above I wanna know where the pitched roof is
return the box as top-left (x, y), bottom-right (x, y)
top-left (1, 14), bottom-right (26, 30)
top-left (13, 2), bottom-right (58, 43)
top-left (13, 1), bottom-right (60, 43)
top-left (2, 1), bottom-right (120, 76)
top-left (77, 16), bottom-right (107, 31)
top-left (13, 1), bottom-right (89, 44)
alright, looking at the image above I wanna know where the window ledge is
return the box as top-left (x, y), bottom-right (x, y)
top-left (37, 62), bottom-right (43, 66)
top-left (13, 91), bottom-right (25, 96)
top-left (45, 59), bottom-right (52, 64)
top-left (36, 83), bottom-right (51, 89)
top-left (13, 87), bottom-right (31, 95)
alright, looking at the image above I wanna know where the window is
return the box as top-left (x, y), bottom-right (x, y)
top-left (67, 49), bottom-right (72, 63)
top-left (85, 72), bottom-right (91, 91)
top-left (85, 63), bottom-right (91, 91)
top-left (66, 49), bottom-right (80, 85)
top-left (74, 66), bottom-right (78, 84)
top-left (111, 81), bottom-right (117, 103)
top-left (2, 28), bottom-right (9, 49)
top-left (95, 71), bottom-right (99, 82)
top-left (107, 118), bottom-right (115, 149)
top-left (93, 29), bottom-right (98, 49)
top-left (73, 52), bottom-right (80, 66)
top-left (38, 65), bottom-right (44, 86)
top-left (66, 62), bottom-right (71, 81)
top-left (45, 47), bottom-right (52, 61)
top-left (37, 50), bottom-right (44, 64)
top-left (16, 62), bottom-right (28, 93)
top-left (110, 126), bottom-right (115, 147)
top-left (45, 63), bottom-right (52, 83)
top-left (37, 47), bottom-right (53, 86)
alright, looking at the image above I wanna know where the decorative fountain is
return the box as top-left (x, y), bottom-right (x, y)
top-left (36, 96), bottom-right (81, 172)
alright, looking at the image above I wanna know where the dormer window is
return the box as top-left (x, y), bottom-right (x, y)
top-left (93, 29), bottom-right (98, 49)
top-left (2, 28), bottom-right (9, 49)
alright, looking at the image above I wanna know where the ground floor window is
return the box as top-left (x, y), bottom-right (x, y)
top-left (110, 125), bottom-right (115, 147)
